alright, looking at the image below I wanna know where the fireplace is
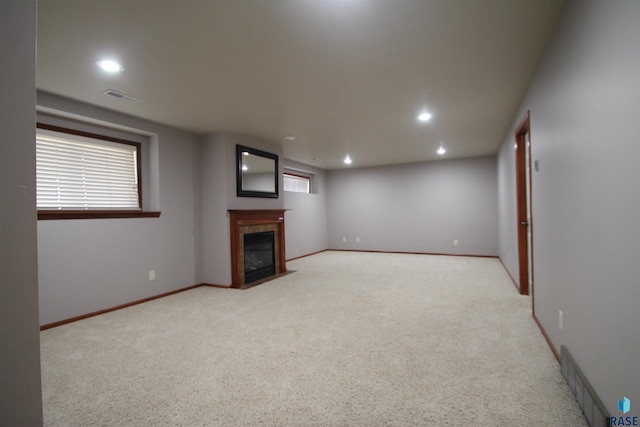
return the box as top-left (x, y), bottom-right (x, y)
top-left (229, 209), bottom-right (287, 288)
top-left (243, 231), bottom-right (276, 284)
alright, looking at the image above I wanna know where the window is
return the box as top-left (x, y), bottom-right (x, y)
top-left (283, 172), bottom-right (311, 194)
top-left (36, 123), bottom-right (159, 219)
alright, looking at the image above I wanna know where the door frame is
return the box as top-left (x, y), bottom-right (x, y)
top-left (515, 111), bottom-right (533, 298)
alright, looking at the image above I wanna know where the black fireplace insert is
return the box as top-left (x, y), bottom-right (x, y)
top-left (243, 231), bottom-right (276, 284)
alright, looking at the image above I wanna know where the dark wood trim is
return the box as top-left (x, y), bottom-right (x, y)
top-left (515, 111), bottom-right (531, 296)
top-left (286, 249), bottom-right (329, 262)
top-left (136, 138), bottom-right (143, 209)
top-left (229, 210), bottom-right (287, 288)
top-left (526, 119), bottom-right (536, 313)
top-left (202, 283), bottom-right (231, 289)
top-left (37, 122), bottom-right (145, 211)
top-left (37, 122), bottom-right (141, 148)
top-left (498, 257), bottom-right (520, 293)
top-left (40, 284), bottom-right (206, 330)
top-left (533, 313), bottom-right (560, 363)
top-left (283, 171), bottom-right (312, 180)
top-left (38, 210), bottom-right (161, 220)
top-left (330, 249), bottom-right (498, 259)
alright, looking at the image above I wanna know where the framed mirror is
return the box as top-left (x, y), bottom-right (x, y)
top-left (236, 144), bottom-right (279, 198)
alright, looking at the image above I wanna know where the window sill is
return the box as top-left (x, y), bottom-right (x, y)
top-left (38, 210), bottom-right (162, 220)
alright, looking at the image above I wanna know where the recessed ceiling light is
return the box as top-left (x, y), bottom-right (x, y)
top-left (418, 112), bottom-right (432, 122)
top-left (437, 146), bottom-right (446, 155)
top-left (97, 59), bottom-right (123, 73)
top-left (344, 154), bottom-right (352, 165)
top-left (242, 151), bottom-right (250, 156)
top-left (284, 135), bottom-right (296, 142)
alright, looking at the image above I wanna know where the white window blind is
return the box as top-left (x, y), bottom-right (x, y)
top-left (283, 173), bottom-right (311, 193)
top-left (36, 130), bottom-right (140, 210)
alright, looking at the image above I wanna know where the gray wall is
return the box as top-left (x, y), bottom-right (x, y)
top-left (327, 156), bottom-right (498, 256)
top-left (200, 132), bottom-right (231, 286)
top-left (283, 159), bottom-right (329, 259)
top-left (497, 136), bottom-right (519, 282)
top-left (0, 0), bottom-right (43, 424)
top-left (200, 132), bottom-right (284, 286)
top-left (36, 93), bottom-right (201, 325)
top-left (497, 0), bottom-right (640, 413)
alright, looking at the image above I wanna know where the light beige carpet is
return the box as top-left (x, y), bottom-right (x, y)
top-left (40, 251), bottom-right (587, 426)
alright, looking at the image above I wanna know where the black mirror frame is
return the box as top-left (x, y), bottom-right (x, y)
top-left (236, 144), bottom-right (279, 198)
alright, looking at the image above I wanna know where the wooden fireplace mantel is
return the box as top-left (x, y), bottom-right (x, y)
top-left (228, 209), bottom-right (287, 288)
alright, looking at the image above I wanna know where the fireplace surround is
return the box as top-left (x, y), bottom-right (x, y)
top-left (228, 209), bottom-right (287, 288)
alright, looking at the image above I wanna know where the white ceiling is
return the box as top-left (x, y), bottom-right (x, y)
top-left (36, 0), bottom-right (563, 170)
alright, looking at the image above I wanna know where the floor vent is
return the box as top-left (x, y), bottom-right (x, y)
top-left (561, 345), bottom-right (610, 426)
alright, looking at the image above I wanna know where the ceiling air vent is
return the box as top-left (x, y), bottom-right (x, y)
top-left (102, 89), bottom-right (141, 103)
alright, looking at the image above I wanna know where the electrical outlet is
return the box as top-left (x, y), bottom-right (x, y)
top-left (454, 239), bottom-right (459, 246)
top-left (342, 237), bottom-right (347, 243)
top-left (559, 310), bottom-right (563, 331)
top-left (356, 237), bottom-right (360, 243)
top-left (149, 270), bottom-right (156, 281)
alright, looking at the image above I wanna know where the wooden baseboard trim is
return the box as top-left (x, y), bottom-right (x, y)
top-left (329, 249), bottom-right (498, 259)
top-left (286, 249), bottom-right (329, 262)
top-left (201, 283), bottom-right (231, 289)
top-left (533, 313), bottom-right (560, 363)
top-left (498, 257), bottom-right (520, 293)
top-left (40, 283), bottom-right (217, 330)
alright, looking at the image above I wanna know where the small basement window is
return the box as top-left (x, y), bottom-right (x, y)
top-left (36, 123), bottom-right (159, 219)
top-left (283, 172), bottom-right (311, 194)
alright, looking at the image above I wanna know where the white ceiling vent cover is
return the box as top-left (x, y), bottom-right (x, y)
top-left (102, 89), bottom-right (141, 103)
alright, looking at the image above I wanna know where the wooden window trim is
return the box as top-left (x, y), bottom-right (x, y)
top-left (36, 123), bottom-right (160, 220)
top-left (284, 171), bottom-right (311, 180)
top-left (283, 171), bottom-right (312, 193)
top-left (38, 210), bottom-right (161, 220)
